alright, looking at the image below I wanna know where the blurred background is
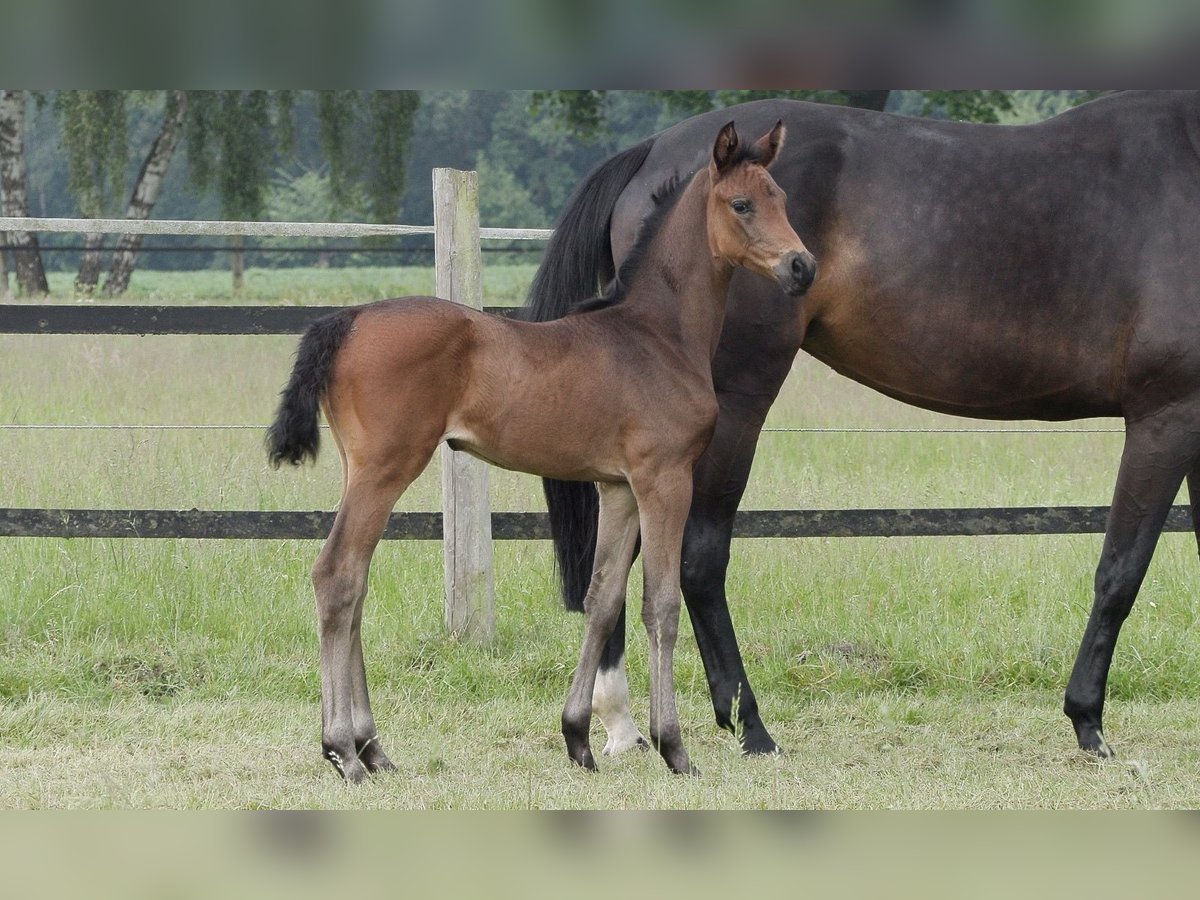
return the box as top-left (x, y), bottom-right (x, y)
top-left (2, 89), bottom-right (1099, 296)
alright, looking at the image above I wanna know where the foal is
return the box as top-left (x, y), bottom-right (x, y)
top-left (267, 121), bottom-right (816, 781)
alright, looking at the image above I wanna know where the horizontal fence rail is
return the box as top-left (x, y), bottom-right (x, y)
top-left (0, 304), bottom-right (521, 334)
top-left (2, 506), bottom-right (1193, 540)
top-left (0, 215), bottom-right (554, 242)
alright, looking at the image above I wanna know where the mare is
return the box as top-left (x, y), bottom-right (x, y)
top-left (267, 122), bottom-right (816, 781)
top-left (526, 90), bottom-right (1200, 760)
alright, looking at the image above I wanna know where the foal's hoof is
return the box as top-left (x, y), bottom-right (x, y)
top-left (567, 741), bottom-right (598, 771)
top-left (602, 729), bottom-right (650, 756)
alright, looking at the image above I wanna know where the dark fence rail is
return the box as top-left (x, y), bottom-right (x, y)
top-left (4, 304), bottom-right (1167, 543)
top-left (0, 304), bottom-right (521, 335)
top-left (0, 506), bottom-right (1193, 541)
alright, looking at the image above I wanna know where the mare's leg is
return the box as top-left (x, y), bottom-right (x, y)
top-left (681, 381), bottom-right (793, 754)
top-left (1064, 409), bottom-right (1200, 755)
top-left (633, 468), bottom-right (697, 775)
top-left (562, 483), bottom-right (641, 770)
top-left (1187, 464), bottom-right (1200, 556)
top-left (314, 453), bottom-right (429, 783)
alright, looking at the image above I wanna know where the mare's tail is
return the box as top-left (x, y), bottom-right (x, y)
top-left (524, 137), bottom-right (655, 611)
top-left (266, 309), bottom-right (359, 468)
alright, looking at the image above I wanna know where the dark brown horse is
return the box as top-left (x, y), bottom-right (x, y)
top-left (527, 90), bottom-right (1200, 761)
top-left (267, 122), bottom-right (816, 781)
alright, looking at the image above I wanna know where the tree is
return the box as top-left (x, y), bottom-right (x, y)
top-left (185, 90), bottom-right (421, 291)
top-left (316, 90), bottom-right (420, 224)
top-left (531, 90), bottom-right (894, 138)
top-left (55, 91), bottom-right (128, 293)
top-left (103, 91), bottom-right (188, 296)
top-left (0, 89), bottom-right (49, 295)
top-left (919, 90), bottom-right (1014, 122)
top-left (531, 90), bottom-right (1029, 135)
top-left (185, 90), bottom-right (278, 292)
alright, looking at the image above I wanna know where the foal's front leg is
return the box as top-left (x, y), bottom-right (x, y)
top-left (562, 483), bottom-right (641, 770)
top-left (633, 469), bottom-right (697, 776)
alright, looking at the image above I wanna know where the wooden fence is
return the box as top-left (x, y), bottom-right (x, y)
top-left (2, 169), bottom-right (1194, 643)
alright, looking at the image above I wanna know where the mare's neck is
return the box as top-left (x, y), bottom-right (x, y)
top-left (624, 169), bottom-right (733, 362)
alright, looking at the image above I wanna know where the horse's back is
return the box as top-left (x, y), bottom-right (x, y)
top-left (616, 92), bottom-right (1200, 420)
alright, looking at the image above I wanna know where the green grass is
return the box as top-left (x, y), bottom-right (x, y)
top-left (29, 264), bottom-right (540, 306)
top-left (3, 264), bottom-right (1200, 808)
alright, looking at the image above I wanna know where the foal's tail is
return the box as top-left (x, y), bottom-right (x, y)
top-left (266, 309), bottom-right (359, 468)
top-left (524, 136), bottom-right (655, 611)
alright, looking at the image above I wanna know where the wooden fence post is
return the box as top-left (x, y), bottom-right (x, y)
top-left (433, 168), bottom-right (496, 641)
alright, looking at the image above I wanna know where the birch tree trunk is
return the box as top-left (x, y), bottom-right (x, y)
top-left (230, 233), bottom-right (244, 294)
top-left (0, 89), bottom-right (49, 296)
top-left (0, 236), bottom-right (9, 297)
top-left (103, 90), bottom-right (187, 297)
top-left (74, 232), bottom-right (104, 294)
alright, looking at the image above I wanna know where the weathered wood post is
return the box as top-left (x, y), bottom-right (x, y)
top-left (433, 168), bottom-right (496, 641)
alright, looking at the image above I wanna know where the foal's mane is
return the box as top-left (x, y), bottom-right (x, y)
top-left (570, 170), bottom-right (693, 315)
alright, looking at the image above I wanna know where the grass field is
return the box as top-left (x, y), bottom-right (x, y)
top-left (3, 265), bottom-right (1200, 809)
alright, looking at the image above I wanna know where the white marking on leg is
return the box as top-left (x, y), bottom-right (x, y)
top-left (593, 655), bottom-right (647, 755)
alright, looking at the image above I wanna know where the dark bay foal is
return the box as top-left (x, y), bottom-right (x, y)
top-left (267, 122), bottom-right (816, 781)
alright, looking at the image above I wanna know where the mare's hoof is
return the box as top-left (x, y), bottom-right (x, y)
top-left (1071, 717), bottom-right (1115, 759)
top-left (325, 749), bottom-right (370, 784)
top-left (1078, 729), bottom-right (1116, 759)
top-left (358, 737), bottom-right (397, 774)
top-left (738, 726), bottom-right (780, 756)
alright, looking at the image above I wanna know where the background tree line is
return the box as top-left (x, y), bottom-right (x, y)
top-left (0, 90), bottom-right (1093, 297)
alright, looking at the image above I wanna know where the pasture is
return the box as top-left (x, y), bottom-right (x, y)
top-left (3, 265), bottom-right (1200, 808)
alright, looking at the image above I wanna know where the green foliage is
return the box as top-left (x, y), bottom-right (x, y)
top-left (264, 166), bottom-right (371, 266)
top-left (401, 91), bottom-right (637, 235)
top-left (529, 90), bottom-right (608, 140)
top-left (533, 89), bottom-right (1028, 132)
top-left (368, 91), bottom-right (421, 224)
top-left (53, 91), bottom-right (128, 217)
top-left (315, 90), bottom-right (359, 218)
top-left (315, 90), bottom-right (421, 223)
top-left (216, 91), bottom-right (274, 221)
top-left (272, 90), bottom-right (297, 157)
top-left (920, 90), bottom-right (1015, 123)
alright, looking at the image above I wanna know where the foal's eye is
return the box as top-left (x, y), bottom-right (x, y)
top-left (730, 199), bottom-right (752, 215)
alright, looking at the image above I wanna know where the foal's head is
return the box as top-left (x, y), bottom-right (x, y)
top-left (706, 121), bottom-right (816, 297)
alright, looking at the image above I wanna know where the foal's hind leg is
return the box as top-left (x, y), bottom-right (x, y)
top-left (313, 457), bottom-right (427, 782)
top-left (562, 483), bottom-right (640, 770)
top-left (1064, 409), bottom-right (1200, 756)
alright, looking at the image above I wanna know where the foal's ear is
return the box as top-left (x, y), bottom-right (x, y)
top-left (711, 121), bottom-right (740, 174)
top-left (752, 120), bottom-right (786, 168)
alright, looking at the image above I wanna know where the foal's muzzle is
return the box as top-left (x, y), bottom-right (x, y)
top-left (776, 250), bottom-right (817, 296)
